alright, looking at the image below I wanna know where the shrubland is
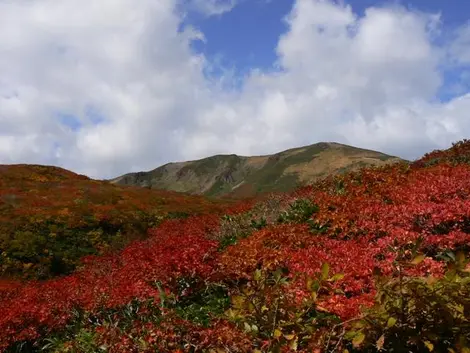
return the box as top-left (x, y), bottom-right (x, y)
top-left (0, 164), bottom-right (228, 279)
top-left (1, 141), bottom-right (470, 352)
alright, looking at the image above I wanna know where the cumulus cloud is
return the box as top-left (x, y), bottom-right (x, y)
top-left (0, 0), bottom-right (469, 178)
top-left (0, 0), bottom-right (208, 176)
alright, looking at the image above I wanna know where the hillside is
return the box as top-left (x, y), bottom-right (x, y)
top-left (1, 141), bottom-right (469, 352)
top-left (0, 164), bottom-right (228, 279)
top-left (111, 142), bottom-right (402, 198)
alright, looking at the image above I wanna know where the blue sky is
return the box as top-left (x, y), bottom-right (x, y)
top-left (196, 0), bottom-right (470, 58)
top-left (187, 0), bottom-right (294, 73)
top-left (1, 0), bottom-right (470, 178)
top-left (186, 0), bottom-right (470, 100)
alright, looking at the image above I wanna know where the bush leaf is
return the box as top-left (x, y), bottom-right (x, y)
top-left (424, 341), bottom-right (434, 352)
top-left (352, 332), bottom-right (365, 347)
top-left (387, 317), bottom-right (397, 328)
top-left (321, 263), bottom-right (330, 280)
top-left (411, 254), bottom-right (426, 265)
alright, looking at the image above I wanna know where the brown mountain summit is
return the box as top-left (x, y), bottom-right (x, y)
top-left (111, 142), bottom-right (403, 198)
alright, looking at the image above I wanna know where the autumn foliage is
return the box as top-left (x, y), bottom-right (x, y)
top-left (0, 164), bottom-right (228, 279)
top-left (1, 142), bottom-right (470, 352)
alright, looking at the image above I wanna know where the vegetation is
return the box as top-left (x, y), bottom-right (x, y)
top-left (1, 140), bottom-right (470, 352)
top-left (0, 165), bottom-right (228, 279)
top-left (417, 139), bottom-right (470, 167)
top-left (348, 247), bottom-right (470, 352)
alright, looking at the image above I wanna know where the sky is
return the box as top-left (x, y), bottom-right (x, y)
top-left (0, 0), bottom-right (470, 178)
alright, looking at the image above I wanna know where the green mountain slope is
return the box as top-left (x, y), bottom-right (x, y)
top-left (110, 142), bottom-right (403, 198)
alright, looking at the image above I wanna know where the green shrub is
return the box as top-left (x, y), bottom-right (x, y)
top-left (277, 198), bottom-right (319, 224)
top-left (174, 282), bottom-right (230, 327)
top-left (225, 266), bottom-right (341, 352)
top-left (346, 251), bottom-right (470, 352)
top-left (215, 213), bottom-right (268, 250)
top-left (214, 198), bottom-right (319, 251)
top-left (41, 329), bottom-right (100, 353)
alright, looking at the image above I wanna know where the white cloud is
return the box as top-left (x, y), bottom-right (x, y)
top-left (0, 0), bottom-right (469, 178)
top-left (0, 0), bottom-right (209, 175)
top-left (450, 22), bottom-right (470, 65)
top-left (187, 0), bottom-right (238, 16)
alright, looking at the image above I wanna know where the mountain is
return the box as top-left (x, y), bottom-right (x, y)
top-left (111, 142), bottom-right (403, 198)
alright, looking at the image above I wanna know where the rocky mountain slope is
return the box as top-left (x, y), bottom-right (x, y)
top-left (111, 142), bottom-right (403, 198)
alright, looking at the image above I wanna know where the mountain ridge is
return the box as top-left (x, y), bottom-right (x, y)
top-left (111, 141), bottom-right (404, 198)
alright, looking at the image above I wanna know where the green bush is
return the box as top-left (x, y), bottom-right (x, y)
top-left (41, 329), bottom-right (100, 353)
top-left (174, 282), bottom-right (230, 327)
top-left (277, 198), bottom-right (319, 224)
top-left (225, 266), bottom-right (341, 352)
top-left (346, 251), bottom-right (470, 352)
top-left (215, 213), bottom-right (268, 250)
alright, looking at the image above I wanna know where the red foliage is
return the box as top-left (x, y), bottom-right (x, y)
top-left (0, 215), bottom-right (221, 349)
top-left (219, 162), bottom-right (470, 320)
top-left (417, 139), bottom-right (470, 166)
top-left (2, 141), bottom-right (470, 351)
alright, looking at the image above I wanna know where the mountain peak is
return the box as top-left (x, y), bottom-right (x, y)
top-left (111, 142), bottom-right (403, 198)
